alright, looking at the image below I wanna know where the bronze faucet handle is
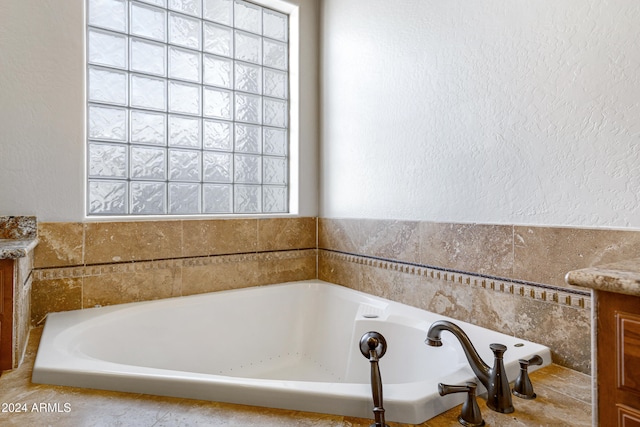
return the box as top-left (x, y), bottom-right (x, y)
top-left (512, 354), bottom-right (543, 399)
top-left (438, 382), bottom-right (486, 427)
top-left (489, 343), bottom-right (508, 357)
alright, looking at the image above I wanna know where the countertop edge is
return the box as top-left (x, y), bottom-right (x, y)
top-left (0, 238), bottom-right (39, 260)
top-left (566, 258), bottom-right (640, 297)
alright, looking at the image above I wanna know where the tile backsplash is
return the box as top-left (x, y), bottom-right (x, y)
top-left (318, 218), bottom-right (640, 374)
top-left (32, 218), bottom-right (317, 325)
top-left (319, 219), bottom-right (640, 290)
top-left (31, 216), bottom-right (640, 375)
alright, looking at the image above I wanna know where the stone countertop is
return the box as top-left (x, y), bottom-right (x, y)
top-left (0, 238), bottom-right (38, 259)
top-left (566, 257), bottom-right (640, 297)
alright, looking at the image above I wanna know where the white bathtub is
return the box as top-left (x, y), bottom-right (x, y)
top-left (33, 279), bottom-right (551, 424)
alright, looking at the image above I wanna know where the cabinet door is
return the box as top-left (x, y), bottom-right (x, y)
top-left (618, 404), bottom-right (640, 427)
top-left (598, 291), bottom-right (640, 425)
top-left (0, 259), bottom-right (13, 371)
top-left (618, 312), bottom-right (640, 395)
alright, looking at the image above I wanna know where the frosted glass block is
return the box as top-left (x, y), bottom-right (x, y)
top-left (235, 62), bottom-right (262, 94)
top-left (86, 0), bottom-right (292, 217)
top-left (203, 184), bottom-right (232, 213)
top-left (131, 110), bottom-right (166, 145)
top-left (88, 67), bottom-right (127, 105)
top-left (169, 47), bottom-right (201, 83)
top-left (263, 39), bottom-right (287, 70)
top-left (88, 143), bottom-right (127, 178)
top-left (203, 55), bottom-right (232, 88)
top-left (263, 186), bottom-right (287, 213)
top-left (131, 2), bottom-right (166, 42)
top-left (88, 105), bottom-right (127, 141)
top-left (263, 127), bottom-right (287, 155)
top-left (234, 185), bottom-right (261, 213)
top-left (204, 23), bottom-right (233, 57)
top-left (236, 93), bottom-right (261, 124)
top-left (130, 38), bottom-right (166, 76)
top-left (169, 81), bottom-right (201, 115)
top-left (263, 69), bottom-right (287, 99)
top-left (138, 0), bottom-right (166, 6)
top-left (169, 115), bottom-right (201, 147)
top-left (235, 31), bottom-right (262, 64)
top-left (234, 0), bottom-right (262, 35)
top-left (169, 149), bottom-right (201, 181)
top-left (169, 0), bottom-right (201, 17)
top-left (203, 119), bottom-right (232, 150)
top-left (203, 0), bottom-right (232, 25)
top-left (263, 9), bottom-right (287, 42)
top-left (88, 29), bottom-right (127, 69)
top-left (169, 183), bottom-right (200, 213)
top-left (234, 154), bottom-right (261, 183)
top-left (235, 123), bottom-right (261, 153)
top-left (131, 182), bottom-right (166, 214)
top-left (88, 0), bottom-right (127, 32)
top-left (203, 87), bottom-right (232, 119)
top-left (263, 157), bottom-right (287, 185)
top-left (203, 151), bottom-right (233, 182)
top-left (88, 180), bottom-right (127, 214)
top-left (130, 146), bottom-right (166, 180)
top-left (263, 98), bottom-right (287, 128)
top-left (131, 74), bottom-right (166, 111)
top-left (169, 13), bottom-right (201, 49)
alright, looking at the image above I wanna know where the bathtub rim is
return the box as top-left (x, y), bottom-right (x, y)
top-left (32, 279), bottom-right (553, 424)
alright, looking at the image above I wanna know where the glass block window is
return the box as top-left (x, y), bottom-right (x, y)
top-left (87, 0), bottom-right (289, 215)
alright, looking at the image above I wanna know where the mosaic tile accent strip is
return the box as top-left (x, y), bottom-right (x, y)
top-left (33, 249), bottom-right (317, 281)
top-left (319, 249), bottom-right (591, 310)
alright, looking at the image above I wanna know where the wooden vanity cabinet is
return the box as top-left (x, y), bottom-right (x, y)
top-left (0, 259), bottom-right (13, 371)
top-left (597, 290), bottom-right (640, 426)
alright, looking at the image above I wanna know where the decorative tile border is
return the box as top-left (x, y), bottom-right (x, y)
top-left (32, 243), bottom-right (593, 311)
top-left (33, 249), bottom-right (318, 281)
top-left (320, 249), bottom-right (591, 310)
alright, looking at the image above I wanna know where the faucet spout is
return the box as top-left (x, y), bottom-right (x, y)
top-left (426, 320), bottom-right (514, 414)
top-left (426, 320), bottom-right (491, 386)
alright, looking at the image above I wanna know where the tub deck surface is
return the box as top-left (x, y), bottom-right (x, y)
top-left (1, 328), bottom-right (592, 426)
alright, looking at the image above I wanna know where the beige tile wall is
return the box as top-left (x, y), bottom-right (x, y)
top-left (32, 215), bottom-right (640, 374)
top-left (32, 218), bottom-right (317, 325)
top-left (319, 218), bottom-right (640, 289)
top-left (318, 218), bottom-right (640, 374)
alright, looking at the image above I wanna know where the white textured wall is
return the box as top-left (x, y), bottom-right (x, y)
top-left (0, 1), bottom-right (85, 221)
top-left (0, 0), bottom-right (319, 221)
top-left (320, 0), bottom-right (640, 228)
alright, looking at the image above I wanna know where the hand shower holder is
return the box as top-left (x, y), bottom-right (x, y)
top-left (360, 331), bottom-right (389, 427)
